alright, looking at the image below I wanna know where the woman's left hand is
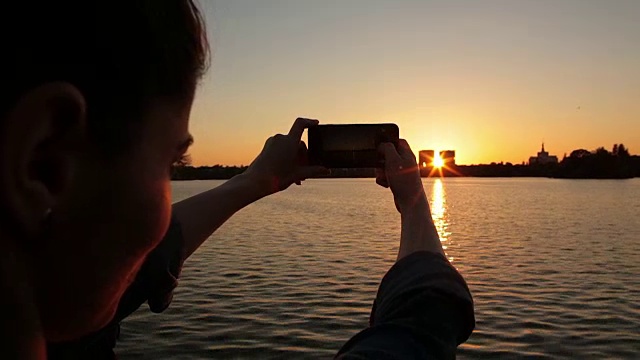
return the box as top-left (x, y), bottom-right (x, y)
top-left (243, 118), bottom-right (327, 196)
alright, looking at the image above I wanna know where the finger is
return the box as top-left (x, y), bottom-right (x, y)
top-left (264, 135), bottom-right (275, 148)
top-left (288, 117), bottom-right (319, 140)
top-left (375, 168), bottom-right (389, 188)
top-left (378, 142), bottom-right (402, 165)
top-left (396, 139), bottom-right (416, 162)
top-left (297, 141), bottom-right (308, 166)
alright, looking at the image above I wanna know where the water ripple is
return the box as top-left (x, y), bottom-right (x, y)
top-left (118, 179), bottom-right (640, 359)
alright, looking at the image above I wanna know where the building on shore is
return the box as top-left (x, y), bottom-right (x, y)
top-left (528, 143), bottom-right (558, 165)
top-left (441, 150), bottom-right (456, 166)
top-left (419, 150), bottom-right (435, 168)
top-left (419, 150), bottom-right (457, 177)
top-left (419, 150), bottom-right (456, 167)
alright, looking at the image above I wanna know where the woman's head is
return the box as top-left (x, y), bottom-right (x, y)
top-left (0, 0), bottom-right (208, 341)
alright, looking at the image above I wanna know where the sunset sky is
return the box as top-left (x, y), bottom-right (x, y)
top-left (188, 0), bottom-right (640, 166)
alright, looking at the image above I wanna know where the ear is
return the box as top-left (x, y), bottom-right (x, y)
top-left (0, 82), bottom-right (86, 238)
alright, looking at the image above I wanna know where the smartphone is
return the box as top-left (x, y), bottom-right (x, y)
top-left (308, 123), bottom-right (399, 168)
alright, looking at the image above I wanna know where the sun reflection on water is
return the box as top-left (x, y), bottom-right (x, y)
top-left (429, 179), bottom-right (453, 262)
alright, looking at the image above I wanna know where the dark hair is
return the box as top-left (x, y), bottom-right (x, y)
top-left (1, 0), bottom-right (209, 153)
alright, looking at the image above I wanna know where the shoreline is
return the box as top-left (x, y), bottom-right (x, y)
top-left (171, 162), bottom-right (640, 181)
top-left (171, 174), bottom-right (639, 181)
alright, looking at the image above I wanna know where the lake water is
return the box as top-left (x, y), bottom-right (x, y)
top-left (117, 178), bottom-right (640, 359)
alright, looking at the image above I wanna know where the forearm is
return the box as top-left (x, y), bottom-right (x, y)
top-left (172, 173), bottom-right (268, 260)
top-left (398, 197), bottom-right (445, 261)
top-left (338, 252), bottom-right (475, 358)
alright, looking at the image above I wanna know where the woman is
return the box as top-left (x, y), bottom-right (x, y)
top-left (1, 1), bottom-right (474, 359)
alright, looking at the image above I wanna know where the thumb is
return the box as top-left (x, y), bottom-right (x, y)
top-left (378, 142), bottom-right (401, 166)
top-left (396, 139), bottom-right (416, 162)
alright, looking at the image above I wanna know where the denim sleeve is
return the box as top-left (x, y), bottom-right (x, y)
top-left (335, 251), bottom-right (475, 360)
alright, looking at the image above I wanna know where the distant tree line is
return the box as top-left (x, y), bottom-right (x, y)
top-left (171, 144), bottom-right (639, 180)
top-left (171, 164), bottom-right (248, 180)
top-left (171, 165), bottom-right (376, 180)
top-left (456, 163), bottom-right (556, 177)
top-left (456, 144), bottom-right (638, 179)
top-left (555, 143), bottom-right (637, 179)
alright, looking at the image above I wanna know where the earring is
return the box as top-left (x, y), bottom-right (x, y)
top-left (42, 208), bottom-right (53, 234)
top-left (44, 208), bottom-right (52, 220)
top-left (32, 208), bottom-right (54, 243)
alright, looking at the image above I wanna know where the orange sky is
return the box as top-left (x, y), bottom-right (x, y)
top-left (187, 0), bottom-right (640, 166)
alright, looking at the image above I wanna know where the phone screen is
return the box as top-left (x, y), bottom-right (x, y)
top-left (308, 123), bottom-right (399, 168)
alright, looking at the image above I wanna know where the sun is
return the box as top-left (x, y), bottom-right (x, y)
top-left (433, 153), bottom-right (444, 168)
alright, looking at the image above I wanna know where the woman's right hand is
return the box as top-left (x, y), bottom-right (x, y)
top-left (376, 139), bottom-right (428, 214)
